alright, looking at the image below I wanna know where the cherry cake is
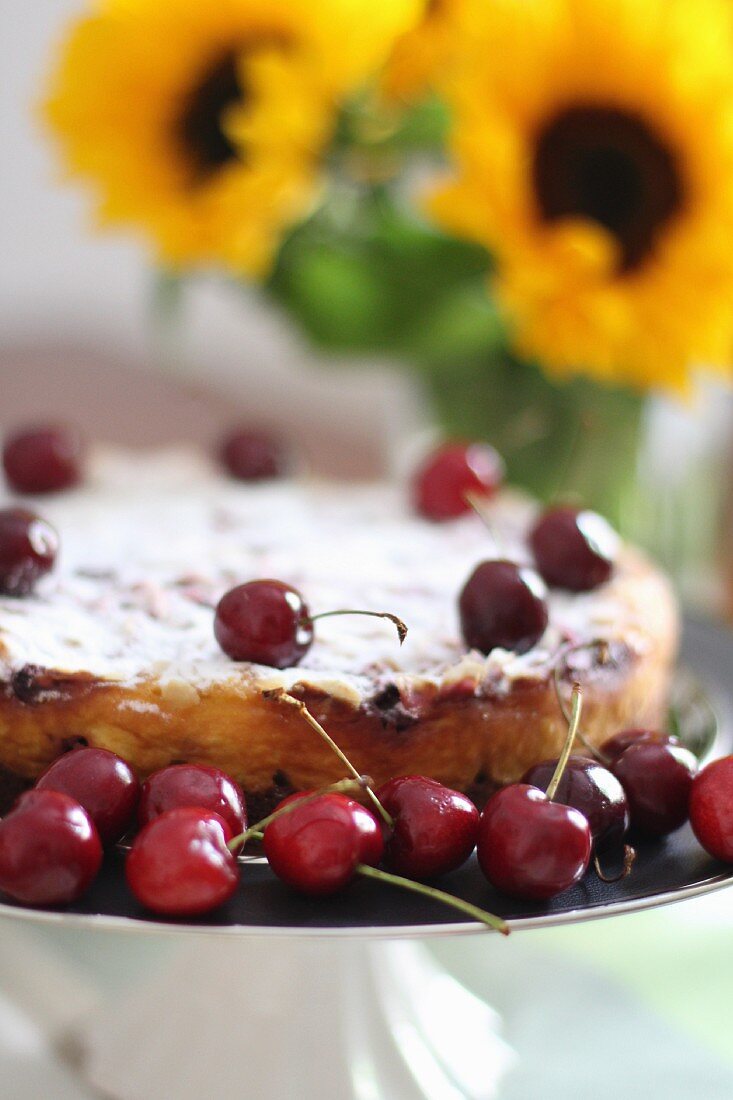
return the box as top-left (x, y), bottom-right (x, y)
top-left (0, 448), bottom-right (678, 815)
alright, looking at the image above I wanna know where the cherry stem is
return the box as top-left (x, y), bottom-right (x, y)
top-left (594, 845), bottom-right (636, 883)
top-left (546, 683), bottom-right (582, 801)
top-left (309, 610), bottom-right (407, 646)
top-left (463, 492), bottom-right (506, 555)
top-left (552, 642), bottom-right (612, 764)
top-left (227, 777), bottom-right (367, 852)
top-left (356, 864), bottom-right (509, 935)
top-left (262, 689), bottom-right (394, 829)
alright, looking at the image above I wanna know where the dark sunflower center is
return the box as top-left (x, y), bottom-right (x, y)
top-left (532, 106), bottom-right (683, 272)
top-left (177, 52), bottom-right (244, 182)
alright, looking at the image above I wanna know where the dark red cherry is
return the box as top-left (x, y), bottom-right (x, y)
top-left (689, 757), bottom-right (733, 861)
top-left (263, 793), bottom-right (365, 895)
top-left (0, 789), bottom-right (102, 906)
top-left (376, 775), bottom-right (479, 880)
top-left (214, 579), bottom-right (313, 667)
top-left (218, 428), bottom-right (292, 482)
top-left (477, 784), bottom-right (591, 900)
top-left (459, 560), bottom-right (548, 654)
top-left (600, 728), bottom-right (678, 767)
top-left (612, 741), bottom-right (697, 836)
top-left (274, 790), bottom-right (383, 868)
top-left (522, 755), bottom-right (629, 852)
top-left (412, 442), bottom-right (504, 521)
top-left (0, 507), bottom-right (58, 595)
top-left (126, 808), bottom-right (238, 916)
top-left (138, 764), bottom-right (246, 837)
top-left (530, 506), bottom-right (618, 592)
top-left (3, 424), bottom-right (83, 495)
top-left (36, 746), bottom-right (139, 844)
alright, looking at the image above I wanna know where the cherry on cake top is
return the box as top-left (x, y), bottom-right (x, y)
top-left (0, 507), bottom-right (58, 596)
top-left (3, 424), bottom-right (84, 495)
top-left (412, 441), bottom-right (504, 521)
top-left (218, 427), bottom-right (292, 482)
top-left (530, 506), bottom-right (619, 592)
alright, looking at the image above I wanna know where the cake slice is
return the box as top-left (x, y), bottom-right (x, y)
top-left (0, 448), bottom-right (678, 814)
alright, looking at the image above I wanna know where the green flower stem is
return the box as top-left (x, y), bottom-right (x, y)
top-left (356, 864), bottom-right (509, 935)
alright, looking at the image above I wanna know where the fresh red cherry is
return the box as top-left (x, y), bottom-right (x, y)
top-left (274, 790), bottom-right (383, 868)
top-left (459, 560), bottom-right (548, 654)
top-left (218, 428), bottom-right (292, 482)
top-left (0, 789), bottom-right (102, 906)
top-left (376, 775), bottom-right (479, 880)
top-left (214, 579), bottom-right (313, 667)
top-left (126, 808), bottom-right (238, 916)
top-left (612, 741), bottom-right (697, 836)
top-left (530, 506), bottom-right (618, 592)
top-left (477, 784), bottom-right (591, 900)
top-left (0, 507), bottom-right (58, 595)
top-left (138, 764), bottom-right (246, 838)
top-left (263, 793), bottom-right (366, 896)
top-left (412, 442), bottom-right (504, 521)
top-left (522, 756), bottom-right (629, 852)
top-left (3, 424), bottom-right (83, 494)
top-left (36, 747), bottom-right (139, 845)
top-left (689, 757), bottom-right (733, 861)
top-left (600, 728), bottom-right (678, 767)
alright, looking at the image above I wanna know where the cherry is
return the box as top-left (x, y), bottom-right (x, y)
top-left (612, 741), bottom-right (697, 836)
top-left (126, 808), bottom-right (239, 916)
top-left (530, 506), bottom-right (618, 592)
top-left (3, 424), bottom-right (83, 494)
top-left (522, 756), bottom-right (629, 852)
top-left (36, 746), bottom-right (139, 844)
top-left (0, 790), bottom-right (102, 906)
top-left (376, 775), bottom-right (479, 880)
top-left (478, 784), bottom-right (591, 900)
top-left (215, 579), bottom-right (313, 667)
top-left (271, 790), bottom-right (384, 868)
top-left (215, 580), bottom-right (405, 668)
top-left (0, 507), bottom-right (58, 595)
top-left (263, 793), bottom-right (366, 896)
top-left (689, 757), bottom-right (733, 861)
top-left (412, 442), bottom-right (504, 521)
top-left (218, 428), bottom-right (292, 482)
top-left (459, 560), bottom-right (548, 654)
top-left (600, 728), bottom-right (678, 767)
top-left (138, 764), bottom-right (247, 838)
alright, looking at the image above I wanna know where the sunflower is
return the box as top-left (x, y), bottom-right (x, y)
top-left (429, 0), bottom-right (733, 391)
top-left (45, 0), bottom-right (419, 275)
top-left (383, 0), bottom-right (469, 104)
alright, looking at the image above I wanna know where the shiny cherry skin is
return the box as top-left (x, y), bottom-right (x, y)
top-left (477, 784), bottom-right (591, 900)
top-left (0, 789), bottom-right (102, 906)
top-left (276, 791), bottom-right (383, 868)
top-left (263, 793), bottom-right (368, 896)
top-left (522, 756), bottom-right (629, 852)
top-left (376, 776), bottom-right (479, 880)
top-left (3, 424), bottom-right (83, 494)
top-left (214, 579), bottom-right (313, 667)
top-left (600, 728), bottom-right (678, 767)
top-left (0, 507), bottom-right (58, 596)
top-left (689, 757), bottom-right (733, 861)
top-left (126, 808), bottom-right (238, 916)
top-left (138, 764), bottom-right (247, 837)
top-left (612, 741), bottom-right (697, 836)
top-left (36, 747), bottom-right (139, 844)
top-left (529, 506), bottom-right (618, 591)
top-left (412, 442), bottom-right (504, 521)
top-left (218, 428), bottom-right (292, 482)
top-left (459, 560), bottom-right (548, 655)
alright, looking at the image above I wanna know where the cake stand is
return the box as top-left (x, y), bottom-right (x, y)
top-left (0, 617), bottom-right (730, 1100)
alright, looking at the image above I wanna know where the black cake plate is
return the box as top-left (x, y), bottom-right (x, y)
top-left (0, 616), bottom-right (731, 939)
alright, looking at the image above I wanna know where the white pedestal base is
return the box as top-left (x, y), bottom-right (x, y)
top-left (70, 938), bottom-right (515, 1100)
